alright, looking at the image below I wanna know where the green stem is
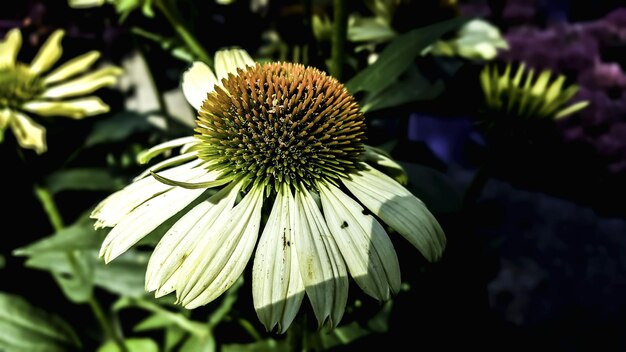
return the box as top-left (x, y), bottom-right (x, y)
top-left (155, 0), bottom-right (212, 65)
top-left (330, 0), bottom-right (348, 81)
top-left (33, 185), bottom-right (128, 352)
top-left (33, 185), bottom-right (64, 231)
top-left (237, 318), bottom-right (263, 342)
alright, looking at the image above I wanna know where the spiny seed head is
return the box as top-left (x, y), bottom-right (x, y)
top-left (0, 64), bottom-right (44, 109)
top-left (195, 62), bottom-right (366, 193)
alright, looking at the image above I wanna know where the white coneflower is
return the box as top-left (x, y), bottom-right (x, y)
top-left (91, 48), bottom-right (445, 333)
top-left (0, 28), bottom-right (122, 154)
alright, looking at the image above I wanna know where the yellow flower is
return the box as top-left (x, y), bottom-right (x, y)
top-left (480, 62), bottom-right (589, 121)
top-left (91, 49), bottom-right (445, 333)
top-left (0, 28), bottom-right (123, 154)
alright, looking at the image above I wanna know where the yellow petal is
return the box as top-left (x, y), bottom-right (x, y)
top-left (68, 0), bottom-right (106, 8)
top-left (22, 97), bottom-right (109, 119)
top-left (10, 111), bottom-right (47, 154)
top-left (42, 50), bottom-right (101, 85)
top-left (42, 66), bottom-right (123, 99)
top-left (29, 30), bottom-right (65, 75)
top-left (0, 28), bottom-right (22, 68)
top-left (0, 109), bottom-right (11, 129)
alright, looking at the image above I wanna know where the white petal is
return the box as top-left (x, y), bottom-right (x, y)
top-left (319, 182), bottom-right (400, 301)
top-left (22, 97), bottom-right (110, 119)
top-left (42, 51), bottom-right (101, 85)
top-left (146, 182), bottom-right (242, 295)
top-left (99, 185), bottom-right (209, 263)
top-left (137, 136), bottom-right (199, 164)
top-left (181, 61), bottom-right (217, 110)
top-left (363, 145), bottom-right (408, 186)
top-left (294, 188), bottom-right (348, 329)
top-left (42, 66), bottom-right (123, 98)
top-left (176, 184), bottom-right (265, 308)
top-left (90, 158), bottom-right (206, 228)
top-left (343, 164), bottom-right (446, 262)
top-left (10, 111), bottom-right (46, 154)
top-left (0, 28), bottom-right (22, 68)
top-left (29, 30), bottom-right (65, 75)
top-left (134, 150), bottom-right (199, 181)
top-left (252, 185), bottom-right (305, 333)
top-left (214, 48), bottom-right (255, 82)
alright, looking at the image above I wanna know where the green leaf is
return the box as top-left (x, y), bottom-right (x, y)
top-left (165, 326), bottom-right (187, 352)
top-left (45, 168), bottom-right (124, 194)
top-left (347, 17), bottom-right (397, 43)
top-left (320, 300), bottom-right (393, 349)
top-left (85, 111), bottom-right (154, 147)
top-left (98, 338), bottom-right (159, 352)
top-left (179, 332), bottom-right (216, 352)
top-left (13, 216), bottom-right (102, 256)
top-left (222, 339), bottom-right (287, 352)
top-left (24, 251), bottom-right (95, 303)
top-left (94, 250), bottom-right (150, 297)
top-left (0, 254), bottom-right (4, 269)
top-left (360, 65), bottom-right (445, 113)
top-left (0, 291), bottom-right (81, 351)
top-left (345, 16), bottom-right (468, 96)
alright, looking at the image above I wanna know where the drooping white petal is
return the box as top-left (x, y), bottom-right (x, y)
top-left (176, 184), bottom-right (265, 308)
top-left (253, 185), bottom-right (305, 333)
top-left (214, 48), bottom-right (255, 82)
top-left (146, 182), bottom-right (242, 296)
top-left (181, 61), bottom-right (217, 110)
top-left (9, 111), bottom-right (46, 154)
top-left (134, 150), bottom-right (199, 181)
top-left (342, 164), bottom-right (446, 262)
top-left (42, 66), bottom-right (123, 98)
top-left (363, 145), bottom-right (408, 185)
top-left (90, 158), bottom-right (207, 228)
top-left (99, 184), bottom-right (210, 263)
top-left (29, 29), bottom-right (65, 75)
top-left (294, 188), bottom-right (348, 329)
top-left (319, 182), bottom-right (400, 301)
top-left (136, 136), bottom-right (199, 164)
top-left (42, 51), bottom-right (100, 85)
top-left (22, 97), bottom-right (110, 119)
top-left (0, 28), bottom-right (22, 68)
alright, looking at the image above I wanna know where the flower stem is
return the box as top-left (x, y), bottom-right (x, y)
top-left (33, 185), bottom-right (64, 231)
top-left (155, 0), bottom-right (212, 65)
top-left (330, 0), bottom-right (348, 81)
top-left (33, 184), bottom-right (128, 352)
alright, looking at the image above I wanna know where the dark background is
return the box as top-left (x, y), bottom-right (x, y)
top-left (2, 0), bottom-right (626, 351)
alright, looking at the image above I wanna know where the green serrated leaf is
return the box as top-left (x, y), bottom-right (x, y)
top-left (45, 168), bottom-right (124, 194)
top-left (345, 16), bottom-right (468, 96)
top-left (98, 338), bottom-right (159, 352)
top-left (85, 111), bottom-right (154, 147)
top-left (0, 291), bottom-right (81, 351)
